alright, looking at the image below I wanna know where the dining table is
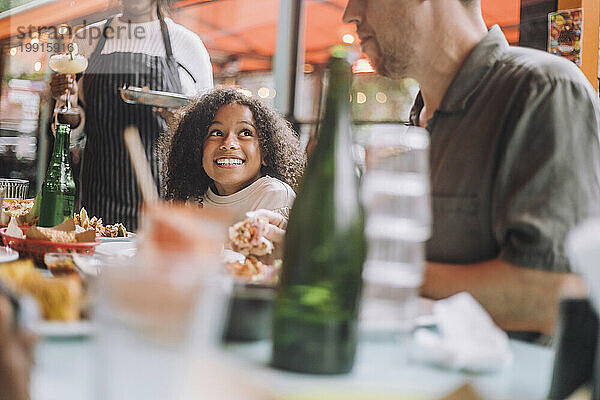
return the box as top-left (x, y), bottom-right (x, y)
top-left (31, 329), bottom-right (555, 400)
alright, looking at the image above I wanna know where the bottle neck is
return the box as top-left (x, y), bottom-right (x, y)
top-left (50, 128), bottom-right (71, 165)
top-left (313, 57), bottom-right (353, 157)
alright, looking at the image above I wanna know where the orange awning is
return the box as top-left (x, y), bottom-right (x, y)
top-left (0, 0), bottom-right (522, 71)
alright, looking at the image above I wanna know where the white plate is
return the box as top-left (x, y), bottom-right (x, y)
top-left (0, 246), bottom-right (18, 263)
top-left (97, 232), bottom-right (136, 243)
top-left (95, 241), bottom-right (137, 257)
top-left (30, 320), bottom-right (95, 338)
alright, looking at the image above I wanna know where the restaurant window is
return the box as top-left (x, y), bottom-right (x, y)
top-left (0, 36), bottom-right (49, 197)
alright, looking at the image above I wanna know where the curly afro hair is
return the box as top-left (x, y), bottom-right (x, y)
top-left (160, 88), bottom-right (306, 201)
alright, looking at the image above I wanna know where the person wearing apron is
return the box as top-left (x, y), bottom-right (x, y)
top-left (80, 15), bottom-right (181, 231)
top-left (49, 1), bottom-right (213, 230)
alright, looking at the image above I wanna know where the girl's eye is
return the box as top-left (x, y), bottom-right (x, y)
top-left (209, 130), bottom-right (223, 137)
top-left (240, 130), bottom-right (254, 137)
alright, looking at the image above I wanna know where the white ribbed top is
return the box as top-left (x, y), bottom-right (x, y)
top-left (73, 15), bottom-right (213, 95)
top-left (203, 176), bottom-right (296, 223)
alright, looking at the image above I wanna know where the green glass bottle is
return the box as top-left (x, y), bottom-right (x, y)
top-left (38, 124), bottom-right (76, 227)
top-left (272, 46), bottom-right (366, 374)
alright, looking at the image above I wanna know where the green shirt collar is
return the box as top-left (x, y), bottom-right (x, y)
top-left (440, 25), bottom-right (509, 112)
top-left (411, 25), bottom-right (509, 124)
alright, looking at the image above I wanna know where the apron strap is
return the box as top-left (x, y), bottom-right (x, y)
top-left (158, 15), bottom-right (197, 84)
top-left (91, 15), bottom-right (115, 59)
top-left (158, 16), bottom-right (174, 59)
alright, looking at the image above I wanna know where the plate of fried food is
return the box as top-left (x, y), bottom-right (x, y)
top-left (73, 208), bottom-right (135, 242)
top-left (0, 197), bottom-right (38, 228)
top-left (0, 259), bottom-right (93, 338)
top-left (0, 217), bottom-right (99, 267)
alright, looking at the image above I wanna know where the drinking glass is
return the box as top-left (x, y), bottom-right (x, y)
top-left (359, 124), bottom-right (431, 335)
top-left (94, 252), bottom-right (231, 400)
top-left (49, 52), bottom-right (88, 124)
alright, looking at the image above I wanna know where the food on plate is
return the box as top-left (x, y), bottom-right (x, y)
top-left (74, 208), bottom-right (129, 237)
top-left (226, 255), bottom-right (281, 284)
top-left (1, 198), bottom-right (34, 218)
top-left (222, 250), bottom-right (281, 285)
top-left (26, 223), bottom-right (96, 243)
top-left (229, 216), bottom-right (273, 256)
top-left (73, 208), bottom-right (101, 230)
top-left (0, 259), bottom-right (82, 321)
top-left (44, 253), bottom-right (78, 277)
top-left (101, 223), bottom-right (127, 238)
top-left (1, 194), bottom-right (41, 226)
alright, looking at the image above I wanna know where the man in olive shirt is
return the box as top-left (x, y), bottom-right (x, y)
top-left (343, 0), bottom-right (599, 334)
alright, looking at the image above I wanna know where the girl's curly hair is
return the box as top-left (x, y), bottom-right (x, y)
top-left (160, 88), bottom-right (306, 201)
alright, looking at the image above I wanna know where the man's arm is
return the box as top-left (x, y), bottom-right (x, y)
top-left (421, 259), bottom-right (587, 335)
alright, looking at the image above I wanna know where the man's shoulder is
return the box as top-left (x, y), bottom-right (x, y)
top-left (500, 46), bottom-right (589, 87)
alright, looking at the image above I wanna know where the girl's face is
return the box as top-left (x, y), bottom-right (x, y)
top-left (202, 103), bottom-right (264, 196)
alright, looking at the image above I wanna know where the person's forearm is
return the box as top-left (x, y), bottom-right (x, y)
top-left (421, 259), bottom-right (587, 335)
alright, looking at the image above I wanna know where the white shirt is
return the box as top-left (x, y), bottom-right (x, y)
top-left (203, 176), bottom-right (296, 223)
top-left (74, 15), bottom-right (213, 96)
top-left (67, 15), bottom-right (213, 142)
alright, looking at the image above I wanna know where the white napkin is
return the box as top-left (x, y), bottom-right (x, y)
top-left (414, 292), bottom-right (513, 373)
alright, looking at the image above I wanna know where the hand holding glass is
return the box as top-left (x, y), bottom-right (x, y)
top-left (49, 53), bottom-right (88, 117)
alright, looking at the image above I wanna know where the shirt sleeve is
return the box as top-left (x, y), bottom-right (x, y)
top-left (492, 76), bottom-right (600, 272)
top-left (253, 183), bottom-right (296, 219)
top-left (170, 22), bottom-right (213, 95)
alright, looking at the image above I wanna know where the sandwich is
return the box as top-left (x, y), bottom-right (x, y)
top-left (229, 216), bottom-right (273, 257)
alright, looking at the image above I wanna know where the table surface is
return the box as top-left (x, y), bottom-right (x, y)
top-left (31, 332), bottom-right (555, 400)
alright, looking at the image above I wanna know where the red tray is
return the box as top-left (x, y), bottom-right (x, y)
top-left (0, 227), bottom-right (99, 266)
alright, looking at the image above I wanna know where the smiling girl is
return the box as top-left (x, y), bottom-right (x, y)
top-left (161, 88), bottom-right (305, 222)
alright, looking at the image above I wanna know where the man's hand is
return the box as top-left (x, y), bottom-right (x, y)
top-left (421, 258), bottom-right (587, 335)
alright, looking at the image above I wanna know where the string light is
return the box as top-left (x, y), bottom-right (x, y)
top-left (376, 92), bottom-right (387, 103)
top-left (352, 58), bottom-right (375, 74)
top-left (356, 92), bottom-right (367, 104)
top-left (342, 34), bottom-right (355, 44)
top-left (258, 87), bottom-right (269, 98)
top-left (34, 62), bottom-right (42, 71)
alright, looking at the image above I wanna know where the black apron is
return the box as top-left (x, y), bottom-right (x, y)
top-left (80, 16), bottom-right (182, 230)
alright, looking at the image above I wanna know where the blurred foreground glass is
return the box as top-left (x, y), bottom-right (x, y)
top-left (360, 125), bottom-right (431, 334)
top-left (95, 255), bottom-right (230, 400)
top-left (94, 203), bottom-right (231, 400)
